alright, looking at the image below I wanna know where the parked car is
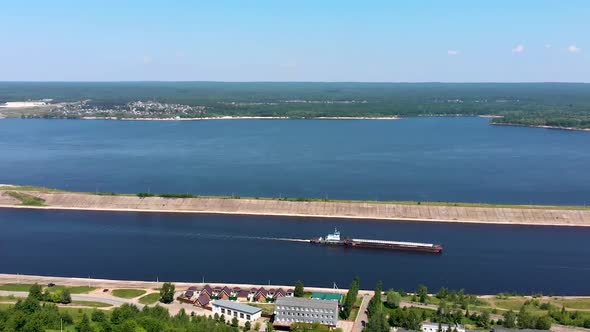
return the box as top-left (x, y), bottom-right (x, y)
top-left (47, 283), bottom-right (56, 287)
top-left (103, 289), bottom-right (109, 292)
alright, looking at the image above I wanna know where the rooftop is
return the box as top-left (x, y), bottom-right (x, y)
top-left (212, 300), bottom-right (262, 315)
top-left (311, 292), bottom-right (343, 302)
top-left (275, 296), bottom-right (339, 310)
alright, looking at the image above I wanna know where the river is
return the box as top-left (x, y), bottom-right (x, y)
top-left (1, 117), bottom-right (590, 205)
top-left (1, 208), bottom-right (590, 295)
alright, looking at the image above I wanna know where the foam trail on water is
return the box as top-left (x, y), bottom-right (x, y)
top-left (186, 233), bottom-right (310, 243)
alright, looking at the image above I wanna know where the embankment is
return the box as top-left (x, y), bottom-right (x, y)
top-left (1, 187), bottom-right (590, 227)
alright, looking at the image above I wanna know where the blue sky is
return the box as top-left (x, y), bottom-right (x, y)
top-left (1, 0), bottom-right (588, 82)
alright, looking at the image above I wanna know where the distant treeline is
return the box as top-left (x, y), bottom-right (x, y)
top-left (2, 82), bottom-right (590, 128)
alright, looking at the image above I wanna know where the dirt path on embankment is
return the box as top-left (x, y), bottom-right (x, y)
top-left (1, 189), bottom-right (590, 227)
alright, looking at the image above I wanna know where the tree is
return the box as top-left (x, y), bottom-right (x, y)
top-left (244, 321), bottom-right (251, 331)
top-left (503, 310), bottom-right (516, 328)
top-left (159, 282), bottom-right (175, 304)
top-left (436, 287), bottom-right (450, 300)
top-left (367, 310), bottom-right (389, 332)
top-left (536, 315), bottom-right (553, 330)
top-left (28, 284), bottom-right (43, 301)
top-left (231, 317), bottom-right (239, 328)
top-left (343, 277), bottom-right (360, 319)
top-left (76, 314), bottom-right (94, 332)
top-left (294, 281), bottom-right (305, 298)
top-left (266, 321), bottom-right (274, 332)
top-left (91, 309), bottom-right (107, 322)
top-left (517, 306), bottom-right (536, 329)
top-left (254, 322), bottom-right (261, 331)
top-left (417, 284), bottom-right (428, 304)
top-left (59, 288), bottom-right (72, 304)
top-left (386, 290), bottom-right (401, 308)
top-left (367, 281), bottom-right (383, 317)
top-left (475, 311), bottom-right (491, 329)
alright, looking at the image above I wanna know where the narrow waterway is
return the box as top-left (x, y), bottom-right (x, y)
top-left (2, 208), bottom-right (589, 295)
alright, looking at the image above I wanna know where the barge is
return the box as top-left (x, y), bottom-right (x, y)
top-left (310, 229), bottom-right (443, 254)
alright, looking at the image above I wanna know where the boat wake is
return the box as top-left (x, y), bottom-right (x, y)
top-left (185, 232), bottom-right (310, 243)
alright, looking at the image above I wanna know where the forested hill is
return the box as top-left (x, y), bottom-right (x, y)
top-left (1, 82), bottom-right (589, 129)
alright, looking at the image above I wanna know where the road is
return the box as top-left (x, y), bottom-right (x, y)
top-left (352, 293), bottom-right (372, 332)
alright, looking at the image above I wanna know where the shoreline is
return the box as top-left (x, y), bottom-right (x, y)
top-left (491, 122), bottom-right (590, 132)
top-left (0, 273), bottom-right (355, 296)
top-left (1, 187), bottom-right (590, 227)
top-left (1, 204), bottom-right (590, 227)
top-left (82, 116), bottom-right (401, 121)
top-left (1, 273), bottom-right (590, 297)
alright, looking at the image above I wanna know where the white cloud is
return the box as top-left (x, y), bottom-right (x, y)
top-left (143, 56), bottom-right (153, 65)
top-left (567, 45), bottom-right (581, 53)
top-left (447, 50), bottom-right (461, 56)
top-left (512, 44), bottom-right (526, 53)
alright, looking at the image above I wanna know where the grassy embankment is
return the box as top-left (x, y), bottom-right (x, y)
top-left (4, 191), bottom-right (46, 206)
top-left (2, 185), bottom-right (590, 211)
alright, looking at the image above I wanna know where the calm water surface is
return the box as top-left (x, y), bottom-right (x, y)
top-left (1, 208), bottom-right (590, 295)
top-left (1, 117), bottom-right (590, 204)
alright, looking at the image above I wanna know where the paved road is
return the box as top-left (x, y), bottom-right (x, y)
top-left (352, 293), bottom-right (372, 332)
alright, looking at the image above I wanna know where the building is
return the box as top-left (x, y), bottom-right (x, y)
top-left (422, 322), bottom-right (466, 332)
top-left (274, 297), bottom-right (339, 327)
top-left (195, 293), bottom-right (210, 307)
top-left (255, 288), bottom-right (268, 302)
top-left (311, 292), bottom-right (343, 303)
top-left (211, 300), bottom-right (262, 322)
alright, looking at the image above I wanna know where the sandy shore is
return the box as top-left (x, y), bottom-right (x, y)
top-left (1, 189), bottom-right (590, 227)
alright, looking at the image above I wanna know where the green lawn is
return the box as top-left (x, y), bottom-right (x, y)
top-left (111, 289), bottom-right (146, 299)
top-left (138, 292), bottom-right (161, 305)
top-left (492, 298), bottom-right (528, 311)
top-left (0, 284), bottom-right (35, 292)
top-left (552, 298), bottom-right (590, 310)
top-left (0, 295), bottom-right (17, 301)
top-left (50, 285), bottom-right (96, 294)
top-left (70, 300), bottom-right (112, 308)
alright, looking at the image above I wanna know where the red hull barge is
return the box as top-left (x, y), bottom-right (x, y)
top-left (310, 229), bottom-right (443, 254)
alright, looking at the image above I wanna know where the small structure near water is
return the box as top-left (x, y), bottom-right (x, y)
top-left (212, 299), bottom-right (262, 322)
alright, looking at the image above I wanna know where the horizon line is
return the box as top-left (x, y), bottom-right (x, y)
top-left (0, 80), bottom-right (589, 84)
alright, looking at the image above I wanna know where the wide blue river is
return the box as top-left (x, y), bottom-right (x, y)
top-left (1, 117), bottom-right (590, 294)
top-left (1, 117), bottom-right (590, 204)
top-left (1, 208), bottom-right (590, 295)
